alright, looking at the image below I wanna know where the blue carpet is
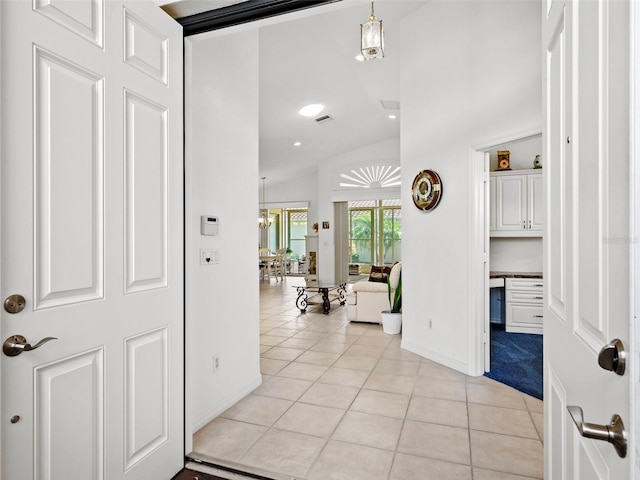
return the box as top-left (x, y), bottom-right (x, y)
top-left (484, 323), bottom-right (543, 400)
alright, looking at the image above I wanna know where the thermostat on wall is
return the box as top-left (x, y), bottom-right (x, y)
top-left (201, 216), bottom-right (219, 236)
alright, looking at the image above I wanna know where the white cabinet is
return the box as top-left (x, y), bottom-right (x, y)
top-left (505, 277), bottom-right (543, 334)
top-left (490, 169), bottom-right (543, 237)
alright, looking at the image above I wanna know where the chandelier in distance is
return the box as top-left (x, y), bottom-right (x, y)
top-left (258, 176), bottom-right (272, 230)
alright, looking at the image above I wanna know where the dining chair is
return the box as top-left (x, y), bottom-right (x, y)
top-left (258, 248), bottom-right (273, 280)
top-left (273, 248), bottom-right (287, 281)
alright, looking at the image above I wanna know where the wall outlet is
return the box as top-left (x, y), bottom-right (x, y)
top-left (212, 355), bottom-right (220, 372)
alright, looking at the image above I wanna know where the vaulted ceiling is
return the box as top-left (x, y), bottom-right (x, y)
top-left (158, 0), bottom-right (428, 185)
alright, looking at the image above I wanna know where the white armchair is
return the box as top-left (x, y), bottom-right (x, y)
top-left (347, 262), bottom-right (401, 323)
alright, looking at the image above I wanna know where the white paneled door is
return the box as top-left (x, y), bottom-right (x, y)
top-left (0, 1), bottom-right (183, 479)
top-left (544, 0), bottom-right (633, 478)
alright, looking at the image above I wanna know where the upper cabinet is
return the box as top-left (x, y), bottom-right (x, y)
top-left (490, 169), bottom-right (543, 237)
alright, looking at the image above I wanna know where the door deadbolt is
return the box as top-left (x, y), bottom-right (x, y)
top-left (598, 339), bottom-right (626, 376)
top-left (3, 294), bottom-right (26, 314)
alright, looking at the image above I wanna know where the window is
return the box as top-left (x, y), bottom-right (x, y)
top-left (381, 200), bottom-right (401, 264)
top-left (264, 207), bottom-right (308, 259)
top-left (287, 209), bottom-right (307, 261)
top-left (349, 207), bottom-right (374, 264)
top-left (348, 199), bottom-right (401, 266)
top-left (267, 210), bottom-right (280, 252)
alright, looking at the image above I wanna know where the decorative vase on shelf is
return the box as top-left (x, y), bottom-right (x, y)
top-left (533, 154), bottom-right (542, 169)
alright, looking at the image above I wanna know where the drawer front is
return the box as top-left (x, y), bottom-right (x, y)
top-left (507, 303), bottom-right (544, 327)
top-left (506, 289), bottom-right (544, 303)
top-left (505, 277), bottom-right (544, 290)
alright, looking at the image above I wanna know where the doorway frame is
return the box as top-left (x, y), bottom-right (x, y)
top-left (632, 0), bottom-right (640, 474)
top-left (469, 130), bottom-right (543, 376)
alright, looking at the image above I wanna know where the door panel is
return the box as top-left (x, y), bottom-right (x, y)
top-left (34, 0), bottom-right (104, 47)
top-left (123, 8), bottom-right (168, 85)
top-left (544, 0), bottom-right (632, 478)
top-left (575, 0), bottom-right (605, 350)
top-left (0, 2), bottom-right (183, 479)
top-left (124, 90), bottom-right (168, 293)
top-left (34, 46), bottom-right (104, 309)
top-left (35, 349), bottom-right (105, 480)
top-left (546, 3), bottom-right (567, 325)
top-left (124, 327), bottom-right (168, 470)
top-left (547, 367), bottom-right (567, 479)
top-left (576, 438), bottom-right (609, 480)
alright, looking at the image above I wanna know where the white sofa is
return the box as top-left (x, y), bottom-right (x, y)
top-left (347, 262), bottom-right (401, 324)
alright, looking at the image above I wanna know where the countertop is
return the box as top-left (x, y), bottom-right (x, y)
top-left (490, 271), bottom-right (543, 279)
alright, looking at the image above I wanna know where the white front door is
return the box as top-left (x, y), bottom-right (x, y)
top-left (0, 1), bottom-right (183, 479)
top-left (544, 0), bottom-right (633, 478)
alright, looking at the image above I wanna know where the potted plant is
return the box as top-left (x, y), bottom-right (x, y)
top-left (381, 267), bottom-right (402, 334)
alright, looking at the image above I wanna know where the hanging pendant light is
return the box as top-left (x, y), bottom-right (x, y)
top-left (361, 2), bottom-right (384, 60)
top-left (258, 177), bottom-right (272, 229)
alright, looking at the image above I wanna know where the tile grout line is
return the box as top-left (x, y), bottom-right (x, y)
top-left (206, 277), bottom-right (544, 479)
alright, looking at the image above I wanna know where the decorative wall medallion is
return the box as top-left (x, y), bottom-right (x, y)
top-left (411, 170), bottom-right (442, 211)
top-left (338, 165), bottom-right (401, 188)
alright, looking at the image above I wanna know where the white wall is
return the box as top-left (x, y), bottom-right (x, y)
top-left (490, 238), bottom-right (543, 273)
top-left (400, 1), bottom-right (541, 374)
top-left (185, 29), bottom-right (261, 438)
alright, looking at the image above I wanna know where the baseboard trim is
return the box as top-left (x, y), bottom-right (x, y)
top-left (401, 340), bottom-right (475, 376)
top-left (191, 374), bottom-right (263, 432)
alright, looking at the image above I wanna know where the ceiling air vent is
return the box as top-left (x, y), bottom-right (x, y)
top-left (380, 100), bottom-right (400, 110)
top-left (315, 114), bottom-right (333, 124)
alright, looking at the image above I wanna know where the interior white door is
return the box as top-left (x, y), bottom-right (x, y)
top-left (0, 1), bottom-right (183, 479)
top-left (484, 152), bottom-right (491, 372)
top-left (544, 0), bottom-right (633, 478)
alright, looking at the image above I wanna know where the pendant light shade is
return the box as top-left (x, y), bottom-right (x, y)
top-left (361, 2), bottom-right (384, 60)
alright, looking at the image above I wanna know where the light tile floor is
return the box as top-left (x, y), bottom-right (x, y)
top-left (193, 277), bottom-right (544, 480)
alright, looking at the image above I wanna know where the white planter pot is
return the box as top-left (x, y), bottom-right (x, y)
top-left (381, 311), bottom-right (402, 334)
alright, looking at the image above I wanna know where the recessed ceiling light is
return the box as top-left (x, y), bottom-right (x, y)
top-left (388, 114), bottom-right (397, 120)
top-left (355, 54), bottom-right (364, 62)
top-left (293, 141), bottom-right (302, 146)
top-left (299, 104), bottom-right (324, 117)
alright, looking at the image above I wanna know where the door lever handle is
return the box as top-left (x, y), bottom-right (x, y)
top-left (3, 335), bottom-right (57, 357)
top-left (567, 406), bottom-right (627, 458)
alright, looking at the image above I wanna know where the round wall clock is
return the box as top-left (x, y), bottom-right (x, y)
top-left (411, 169), bottom-right (442, 211)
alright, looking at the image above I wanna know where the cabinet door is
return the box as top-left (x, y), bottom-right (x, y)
top-left (528, 173), bottom-right (544, 231)
top-left (496, 175), bottom-right (527, 231)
